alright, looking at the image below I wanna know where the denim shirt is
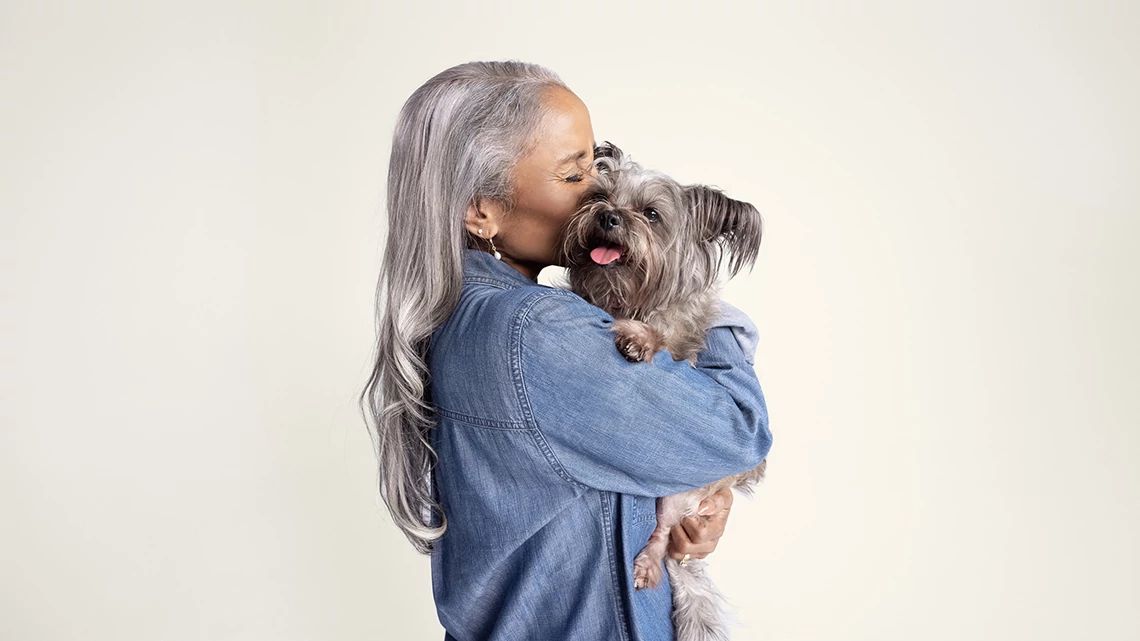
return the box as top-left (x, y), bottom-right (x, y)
top-left (426, 248), bottom-right (772, 641)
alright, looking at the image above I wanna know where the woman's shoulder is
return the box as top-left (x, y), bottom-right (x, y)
top-left (463, 281), bottom-right (610, 331)
top-left (430, 282), bottom-right (574, 351)
top-left (508, 288), bottom-right (628, 360)
top-left (427, 283), bottom-right (605, 420)
top-left (431, 282), bottom-right (612, 372)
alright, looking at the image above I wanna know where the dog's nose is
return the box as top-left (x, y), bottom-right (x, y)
top-left (597, 210), bottom-right (622, 231)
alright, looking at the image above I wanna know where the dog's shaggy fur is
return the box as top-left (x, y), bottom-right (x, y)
top-left (556, 141), bottom-right (768, 641)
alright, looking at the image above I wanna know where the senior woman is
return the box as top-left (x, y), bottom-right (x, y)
top-left (361, 61), bottom-right (772, 641)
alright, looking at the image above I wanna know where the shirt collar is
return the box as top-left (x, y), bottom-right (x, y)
top-left (462, 248), bottom-right (541, 289)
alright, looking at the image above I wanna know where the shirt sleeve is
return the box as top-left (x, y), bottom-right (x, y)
top-left (709, 298), bottom-right (760, 366)
top-left (516, 290), bottom-right (772, 497)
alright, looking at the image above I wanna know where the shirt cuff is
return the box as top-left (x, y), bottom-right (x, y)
top-left (706, 299), bottom-right (759, 365)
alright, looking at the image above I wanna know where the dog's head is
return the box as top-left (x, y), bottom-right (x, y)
top-left (557, 141), bottom-right (763, 316)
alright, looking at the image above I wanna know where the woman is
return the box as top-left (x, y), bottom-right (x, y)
top-left (361, 61), bottom-right (772, 641)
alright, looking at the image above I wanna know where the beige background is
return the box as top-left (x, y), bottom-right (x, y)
top-left (3, 1), bottom-right (1137, 639)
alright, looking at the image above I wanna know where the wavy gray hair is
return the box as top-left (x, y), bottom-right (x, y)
top-left (359, 61), bottom-right (568, 554)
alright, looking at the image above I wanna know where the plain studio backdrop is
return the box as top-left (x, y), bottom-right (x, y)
top-left (2, 1), bottom-right (1137, 640)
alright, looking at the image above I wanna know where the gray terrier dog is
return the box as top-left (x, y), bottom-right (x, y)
top-left (555, 141), bottom-right (768, 641)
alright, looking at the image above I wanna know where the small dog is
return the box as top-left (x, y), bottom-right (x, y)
top-left (555, 141), bottom-right (767, 641)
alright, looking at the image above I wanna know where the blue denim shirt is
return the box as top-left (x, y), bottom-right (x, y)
top-left (426, 248), bottom-right (772, 641)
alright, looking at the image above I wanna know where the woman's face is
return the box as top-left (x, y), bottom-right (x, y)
top-left (466, 86), bottom-right (598, 280)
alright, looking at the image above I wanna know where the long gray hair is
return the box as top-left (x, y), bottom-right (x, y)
top-left (359, 61), bottom-right (568, 554)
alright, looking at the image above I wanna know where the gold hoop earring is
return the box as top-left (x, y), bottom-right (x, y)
top-left (477, 228), bottom-right (501, 260)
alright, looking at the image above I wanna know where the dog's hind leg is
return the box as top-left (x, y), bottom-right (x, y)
top-left (633, 492), bottom-right (697, 589)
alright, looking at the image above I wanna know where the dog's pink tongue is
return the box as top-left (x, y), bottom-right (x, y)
top-left (590, 245), bottom-right (622, 265)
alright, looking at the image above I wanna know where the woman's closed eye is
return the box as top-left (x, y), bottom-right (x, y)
top-left (561, 156), bottom-right (596, 183)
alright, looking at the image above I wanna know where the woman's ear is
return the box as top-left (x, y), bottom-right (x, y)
top-left (683, 184), bottom-right (764, 278)
top-left (464, 197), bottom-right (507, 237)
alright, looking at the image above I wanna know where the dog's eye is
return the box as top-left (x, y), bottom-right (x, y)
top-left (644, 208), bottom-right (660, 223)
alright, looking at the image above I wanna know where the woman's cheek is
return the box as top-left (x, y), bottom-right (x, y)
top-left (559, 184), bottom-right (589, 220)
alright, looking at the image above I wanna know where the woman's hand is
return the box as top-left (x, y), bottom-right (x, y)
top-left (666, 486), bottom-right (734, 562)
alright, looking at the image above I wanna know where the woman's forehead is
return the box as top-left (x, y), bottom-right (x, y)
top-left (532, 89), bottom-right (594, 163)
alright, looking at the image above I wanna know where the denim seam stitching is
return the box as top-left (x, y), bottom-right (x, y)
top-left (463, 275), bottom-right (523, 290)
top-left (433, 406), bottom-right (529, 430)
top-left (631, 511), bottom-right (657, 524)
top-left (510, 291), bottom-right (590, 491)
top-left (463, 276), bottom-right (511, 290)
top-left (600, 492), bottom-right (633, 641)
top-left (511, 289), bottom-right (633, 641)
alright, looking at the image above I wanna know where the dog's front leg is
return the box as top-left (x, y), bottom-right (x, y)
top-left (612, 318), bottom-right (667, 363)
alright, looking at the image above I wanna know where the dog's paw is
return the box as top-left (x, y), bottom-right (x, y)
top-left (633, 552), bottom-right (664, 590)
top-left (615, 333), bottom-right (657, 362)
top-left (613, 319), bottom-right (663, 363)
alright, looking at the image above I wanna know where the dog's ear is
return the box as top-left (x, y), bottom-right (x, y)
top-left (592, 140), bottom-right (625, 174)
top-left (684, 184), bottom-right (763, 277)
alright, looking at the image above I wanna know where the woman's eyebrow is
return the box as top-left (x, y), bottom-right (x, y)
top-left (556, 150), bottom-right (590, 165)
top-left (556, 143), bottom-right (598, 166)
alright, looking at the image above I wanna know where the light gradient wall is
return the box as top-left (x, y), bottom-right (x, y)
top-left (2, 1), bottom-right (1136, 640)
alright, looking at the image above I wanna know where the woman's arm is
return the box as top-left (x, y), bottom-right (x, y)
top-left (516, 289), bottom-right (771, 497)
